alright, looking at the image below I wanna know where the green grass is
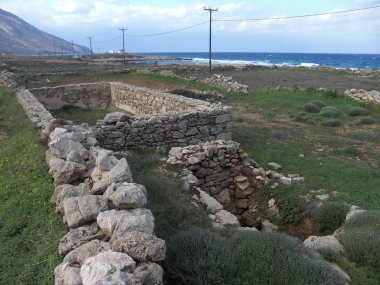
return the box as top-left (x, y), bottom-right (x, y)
top-left (0, 87), bottom-right (66, 285)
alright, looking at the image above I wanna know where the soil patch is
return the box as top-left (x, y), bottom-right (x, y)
top-left (287, 216), bottom-right (317, 239)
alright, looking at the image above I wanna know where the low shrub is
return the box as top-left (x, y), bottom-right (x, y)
top-left (337, 145), bottom-right (360, 156)
top-left (304, 86), bottom-right (318, 94)
top-left (319, 106), bottom-right (343, 118)
top-left (310, 100), bottom-right (326, 108)
top-left (321, 119), bottom-right (342, 127)
top-left (354, 117), bottom-right (377, 126)
top-left (302, 103), bottom-right (321, 113)
top-left (341, 211), bottom-right (380, 278)
top-left (346, 107), bottom-right (370, 117)
top-left (313, 202), bottom-right (350, 233)
top-left (164, 229), bottom-right (345, 285)
top-left (322, 89), bottom-right (340, 98)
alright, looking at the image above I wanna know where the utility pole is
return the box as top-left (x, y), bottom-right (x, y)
top-left (61, 43), bottom-right (64, 57)
top-left (71, 40), bottom-right (75, 57)
top-left (54, 43), bottom-right (56, 57)
top-left (204, 7), bottom-right (218, 73)
top-left (87, 37), bottom-right (93, 61)
top-left (119, 28), bottom-right (127, 64)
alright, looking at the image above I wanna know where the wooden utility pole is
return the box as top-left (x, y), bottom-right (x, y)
top-left (204, 7), bottom-right (217, 73)
top-left (87, 37), bottom-right (93, 61)
top-left (71, 40), bottom-right (75, 57)
top-left (119, 28), bottom-right (127, 64)
top-left (61, 43), bottom-right (64, 57)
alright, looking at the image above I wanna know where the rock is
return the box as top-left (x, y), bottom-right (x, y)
top-left (59, 222), bottom-right (107, 255)
top-left (63, 195), bottom-right (108, 228)
top-left (238, 227), bottom-right (259, 232)
top-left (303, 235), bottom-right (344, 254)
top-left (263, 205), bottom-right (280, 219)
top-left (104, 182), bottom-right (147, 209)
top-left (156, 146), bottom-right (166, 156)
top-left (96, 149), bottom-right (118, 171)
top-left (90, 167), bottom-right (108, 182)
top-left (66, 150), bottom-right (86, 165)
top-left (316, 194), bottom-right (330, 202)
top-left (63, 240), bottom-right (112, 266)
top-left (49, 136), bottom-right (89, 160)
top-left (54, 262), bottom-right (82, 285)
top-left (328, 263), bottom-right (351, 282)
top-left (111, 214), bottom-right (156, 242)
top-left (215, 210), bottom-right (239, 227)
top-left (97, 210), bottom-right (132, 237)
top-left (49, 158), bottom-right (87, 186)
top-left (133, 262), bottom-right (164, 285)
top-left (197, 189), bottom-right (223, 214)
top-left (104, 112), bottom-right (129, 124)
top-left (112, 231), bottom-right (166, 262)
top-left (268, 162), bottom-right (282, 170)
top-left (261, 220), bottom-right (278, 233)
top-left (51, 184), bottom-right (89, 213)
top-left (80, 252), bottom-right (138, 285)
top-left (216, 189), bottom-right (231, 204)
top-left (90, 158), bottom-right (133, 194)
top-left (346, 209), bottom-right (366, 220)
top-left (245, 158), bottom-right (259, 168)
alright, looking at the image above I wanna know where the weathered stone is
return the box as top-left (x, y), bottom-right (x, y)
top-left (96, 149), bottom-right (118, 171)
top-left (133, 262), bottom-right (164, 285)
top-left (112, 231), bottom-right (166, 262)
top-left (49, 158), bottom-right (87, 186)
top-left (111, 214), bottom-right (155, 241)
top-left (63, 195), bottom-right (108, 228)
top-left (104, 112), bottom-right (129, 123)
top-left (261, 220), bottom-right (278, 233)
top-left (216, 189), bottom-right (231, 204)
top-left (80, 252), bottom-right (138, 285)
top-left (303, 236), bottom-right (344, 254)
top-left (66, 150), bottom-right (86, 165)
top-left (54, 262), bottom-right (82, 285)
top-left (104, 182), bottom-right (147, 209)
top-left (63, 240), bottom-right (112, 266)
top-left (235, 199), bottom-right (248, 209)
top-left (90, 167), bottom-right (108, 182)
top-left (51, 184), bottom-right (89, 214)
top-left (97, 210), bottom-right (131, 237)
top-left (59, 223), bottom-right (107, 255)
top-left (215, 210), bottom-right (239, 227)
top-left (198, 189), bottom-right (223, 214)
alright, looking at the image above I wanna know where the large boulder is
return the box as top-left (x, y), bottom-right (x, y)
top-left (80, 252), bottom-right (139, 285)
top-left (112, 231), bottom-right (166, 262)
top-left (63, 195), bottom-right (108, 228)
top-left (90, 158), bottom-right (133, 194)
top-left (303, 235), bottom-right (344, 254)
top-left (104, 182), bottom-right (147, 209)
top-left (51, 184), bottom-right (89, 214)
top-left (133, 262), bottom-right (164, 285)
top-left (49, 158), bottom-right (87, 186)
top-left (63, 240), bottom-right (112, 266)
top-left (54, 262), bottom-right (82, 285)
top-left (59, 222), bottom-right (107, 255)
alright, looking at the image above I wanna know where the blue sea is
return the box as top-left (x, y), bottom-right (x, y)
top-left (135, 52), bottom-right (380, 70)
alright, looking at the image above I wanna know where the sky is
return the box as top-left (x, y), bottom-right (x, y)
top-left (1, 0), bottom-right (379, 54)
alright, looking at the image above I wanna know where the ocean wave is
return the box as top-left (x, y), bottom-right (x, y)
top-left (300, 63), bottom-right (320, 67)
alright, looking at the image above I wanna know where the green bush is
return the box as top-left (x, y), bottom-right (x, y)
top-left (341, 211), bottom-right (380, 276)
top-left (164, 229), bottom-right (346, 285)
top-left (346, 107), bottom-right (370, 117)
top-left (338, 145), bottom-right (360, 156)
top-left (305, 86), bottom-right (318, 94)
top-left (322, 89), bottom-right (340, 98)
top-left (354, 117), bottom-right (377, 126)
top-left (310, 100), bottom-right (326, 108)
top-left (321, 119), bottom-right (343, 127)
top-left (313, 202), bottom-right (350, 232)
top-left (319, 106), bottom-right (343, 118)
top-left (302, 103), bottom-right (321, 113)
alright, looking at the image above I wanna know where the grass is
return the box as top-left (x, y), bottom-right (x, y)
top-left (0, 87), bottom-right (66, 285)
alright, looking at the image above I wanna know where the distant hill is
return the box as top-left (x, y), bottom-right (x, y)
top-left (0, 8), bottom-right (90, 55)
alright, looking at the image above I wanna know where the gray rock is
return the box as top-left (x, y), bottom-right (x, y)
top-left (268, 162), bottom-right (282, 170)
top-left (112, 231), bottom-right (166, 262)
top-left (49, 136), bottom-right (89, 160)
top-left (90, 158), bottom-right (133, 194)
top-left (111, 215), bottom-right (155, 241)
top-left (59, 222), bottom-right (107, 255)
top-left (96, 149), bottom-right (118, 171)
top-left (97, 210), bottom-right (132, 237)
top-left (48, 158), bottom-right (87, 186)
top-left (133, 262), bottom-right (164, 285)
top-left (80, 252), bottom-right (137, 285)
top-left (51, 184), bottom-right (89, 214)
top-left (54, 262), bottom-right (82, 285)
top-left (198, 189), bottom-right (223, 214)
top-left (66, 150), bottom-right (86, 165)
top-left (104, 112), bottom-right (129, 123)
top-left (216, 189), bottom-right (231, 204)
top-left (63, 240), bottom-right (112, 266)
top-left (215, 210), bottom-right (239, 227)
top-left (261, 220), bottom-right (278, 233)
top-left (346, 209), bottom-right (366, 220)
top-left (303, 235), bottom-right (344, 254)
top-left (63, 196), bottom-right (108, 228)
top-left (104, 182), bottom-right (147, 209)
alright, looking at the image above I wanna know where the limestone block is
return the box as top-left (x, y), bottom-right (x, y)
top-left (104, 182), bottom-right (147, 209)
top-left (104, 112), bottom-right (129, 123)
top-left (198, 189), bottom-right (223, 214)
top-left (66, 150), bottom-right (86, 165)
top-left (63, 240), bottom-right (112, 266)
top-left (48, 158), bottom-right (87, 186)
top-left (51, 184), bottom-right (89, 214)
top-left (112, 231), bottom-right (166, 262)
top-left (96, 149), bottom-right (118, 171)
top-left (215, 210), bottom-right (239, 227)
top-left (261, 220), bottom-right (278, 233)
top-left (111, 214), bottom-right (155, 241)
top-left (303, 236), bottom-right (344, 254)
top-left (133, 262), bottom-right (164, 285)
top-left (54, 262), bottom-right (82, 285)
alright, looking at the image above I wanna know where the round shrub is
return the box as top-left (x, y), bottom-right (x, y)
top-left (319, 107), bottom-right (343, 118)
top-left (341, 211), bottom-right (380, 273)
top-left (313, 202), bottom-right (351, 232)
top-left (354, 117), bottom-right (377, 126)
top-left (338, 145), bottom-right (360, 156)
top-left (165, 229), bottom-right (346, 285)
top-left (346, 107), bottom-right (370, 117)
top-left (321, 119), bottom-right (342, 127)
top-left (305, 116), bottom-right (316, 125)
top-left (302, 103), bottom-right (321, 113)
top-left (310, 100), bottom-right (326, 108)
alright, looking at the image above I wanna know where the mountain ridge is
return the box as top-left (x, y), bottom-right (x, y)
top-left (0, 8), bottom-right (90, 55)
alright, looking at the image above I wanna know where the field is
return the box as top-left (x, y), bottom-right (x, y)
top-left (1, 56), bottom-right (380, 284)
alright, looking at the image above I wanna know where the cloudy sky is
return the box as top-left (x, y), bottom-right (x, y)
top-left (1, 0), bottom-right (379, 54)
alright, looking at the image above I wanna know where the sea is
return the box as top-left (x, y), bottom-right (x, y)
top-left (135, 52), bottom-right (380, 70)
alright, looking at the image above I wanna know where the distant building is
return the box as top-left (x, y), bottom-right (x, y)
top-left (108, 50), bottom-right (114, 54)
top-left (118, 49), bottom-right (124, 54)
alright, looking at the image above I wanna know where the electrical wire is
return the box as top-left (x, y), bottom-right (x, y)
top-left (124, 21), bottom-right (209, 37)
top-left (93, 36), bottom-right (123, 43)
top-left (213, 5), bottom-right (380, 22)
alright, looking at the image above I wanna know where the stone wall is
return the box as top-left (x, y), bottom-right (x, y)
top-left (344, 88), bottom-right (380, 104)
top-left (29, 82), bottom-right (112, 110)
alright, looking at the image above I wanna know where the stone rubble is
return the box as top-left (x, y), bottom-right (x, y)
top-left (201, 74), bottom-right (249, 93)
top-left (344, 88), bottom-right (380, 104)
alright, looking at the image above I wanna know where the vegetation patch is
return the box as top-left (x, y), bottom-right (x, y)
top-left (313, 202), bottom-right (350, 233)
top-left (302, 102), bottom-right (322, 113)
top-left (319, 106), bottom-right (344, 118)
top-left (354, 116), bottom-right (377, 126)
top-left (336, 145), bottom-right (360, 156)
top-left (346, 106), bottom-right (370, 117)
top-left (321, 119), bottom-right (343, 127)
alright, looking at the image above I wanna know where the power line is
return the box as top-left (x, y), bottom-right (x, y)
top-left (124, 21), bottom-right (209, 37)
top-left (93, 36), bottom-right (122, 44)
top-left (213, 5), bottom-right (380, 22)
